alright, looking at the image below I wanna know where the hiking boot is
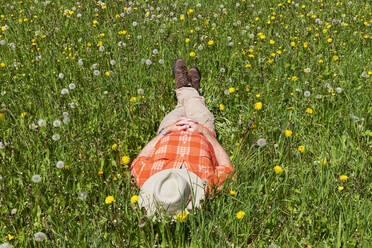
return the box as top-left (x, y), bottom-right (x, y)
top-left (173, 58), bottom-right (192, 89)
top-left (188, 66), bottom-right (201, 93)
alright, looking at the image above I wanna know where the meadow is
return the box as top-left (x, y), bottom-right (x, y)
top-left (0, 0), bottom-right (371, 247)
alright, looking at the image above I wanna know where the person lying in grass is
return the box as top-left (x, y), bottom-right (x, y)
top-left (130, 58), bottom-right (234, 216)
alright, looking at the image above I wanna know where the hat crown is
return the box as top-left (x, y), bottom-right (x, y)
top-left (154, 172), bottom-right (190, 214)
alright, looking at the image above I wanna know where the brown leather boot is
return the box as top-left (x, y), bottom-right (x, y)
top-left (188, 66), bottom-right (201, 93)
top-left (173, 58), bottom-right (192, 89)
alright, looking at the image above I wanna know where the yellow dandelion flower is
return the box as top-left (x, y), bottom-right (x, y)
top-left (7, 234), bottom-right (14, 240)
top-left (298, 146), bottom-right (305, 153)
top-left (130, 97), bottom-right (137, 102)
top-left (0, 113), bottom-right (4, 119)
top-left (105, 195), bottom-right (115, 204)
top-left (219, 104), bottom-right (224, 111)
top-left (21, 112), bottom-right (27, 118)
top-left (121, 156), bottom-right (130, 165)
top-left (290, 41), bottom-right (296, 47)
top-left (333, 55), bottom-right (339, 61)
top-left (236, 211), bottom-right (245, 220)
top-left (284, 130), bottom-right (292, 137)
top-left (245, 87), bottom-right (250, 92)
top-left (256, 94), bottom-right (260, 98)
top-left (98, 170), bottom-right (103, 175)
top-left (340, 175), bottom-right (348, 181)
top-left (269, 40), bottom-right (275, 44)
top-left (208, 40), bottom-right (214, 45)
top-left (185, 38), bottom-right (190, 43)
top-left (254, 102), bottom-right (262, 110)
top-left (229, 190), bottom-right (237, 196)
top-left (180, 15), bottom-right (185, 20)
top-left (306, 108), bottom-right (313, 114)
top-left (130, 195), bottom-right (139, 203)
top-left (273, 165), bottom-right (283, 174)
top-left (228, 87), bottom-right (235, 93)
top-left (338, 186), bottom-right (344, 191)
top-left (105, 71), bottom-right (110, 76)
top-left (175, 211), bottom-right (188, 222)
top-left (323, 158), bottom-right (327, 165)
top-left (189, 51), bottom-right (196, 57)
top-left (318, 59), bottom-right (324, 63)
top-left (303, 42), bottom-right (308, 48)
top-left (0, 62), bottom-right (5, 67)
top-left (99, 33), bottom-right (105, 37)
top-left (327, 37), bottom-right (333, 43)
top-left (245, 64), bottom-right (251, 68)
top-left (111, 143), bottom-right (118, 150)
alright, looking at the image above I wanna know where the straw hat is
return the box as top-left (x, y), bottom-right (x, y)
top-left (138, 168), bottom-right (206, 216)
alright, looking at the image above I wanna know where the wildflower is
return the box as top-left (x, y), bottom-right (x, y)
top-left (78, 191), bottom-right (87, 201)
top-left (0, 113), bottom-right (4, 119)
top-left (303, 42), bottom-right (308, 48)
top-left (185, 38), bottom-right (190, 43)
top-left (152, 49), bottom-right (158, 55)
top-left (338, 186), bottom-right (344, 191)
top-left (219, 104), bottom-right (224, 111)
top-left (290, 41), bottom-right (296, 47)
top-left (98, 170), bottom-right (103, 175)
top-left (56, 161), bottom-right (64, 169)
top-left (197, 45), bottom-right (203, 50)
top-left (208, 40), bottom-right (214, 45)
top-left (111, 144), bottom-right (118, 150)
top-left (257, 138), bottom-right (267, 147)
top-left (137, 88), bottom-right (144, 95)
top-left (189, 51), bottom-right (196, 57)
top-left (236, 211), bottom-right (245, 219)
top-left (306, 108), bottom-right (313, 114)
top-left (273, 166), bottom-right (283, 174)
top-left (130, 97), bottom-right (136, 102)
top-left (32, 174), bottom-right (42, 183)
top-left (61, 88), bottom-right (69, 95)
top-left (7, 234), bottom-right (14, 241)
top-left (52, 134), bottom-right (60, 141)
top-left (145, 59), bottom-right (152, 65)
top-left (220, 68), bottom-right (225, 73)
top-left (105, 71), bottom-right (110, 76)
top-left (175, 211), bottom-right (188, 223)
top-left (304, 68), bottom-right (311, 73)
top-left (130, 195), bottom-right (139, 203)
top-left (69, 83), bottom-right (76, 89)
top-left (159, 59), bottom-right (164, 64)
top-left (21, 112), bottom-right (27, 118)
top-left (228, 88), bottom-right (235, 93)
top-left (53, 120), bottom-right (61, 127)
top-left (180, 14), bottom-right (185, 20)
top-left (333, 55), bottom-right (339, 61)
top-left (340, 175), bottom-right (348, 181)
top-left (11, 208), bottom-right (17, 215)
top-left (34, 232), bottom-right (46, 242)
top-left (105, 195), bottom-right (115, 204)
top-left (121, 156), bottom-right (130, 165)
top-left (284, 130), bottom-right (292, 137)
top-left (58, 73), bottom-right (64, 79)
top-left (254, 102), bottom-right (262, 110)
top-left (335, 87), bottom-right (343, 93)
top-left (229, 190), bottom-right (237, 196)
top-left (327, 38), bottom-right (333, 43)
top-left (304, 91), bottom-right (311, 97)
top-left (269, 40), bottom-right (275, 44)
top-left (38, 119), bottom-right (46, 127)
top-left (298, 146), bottom-right (305, 153)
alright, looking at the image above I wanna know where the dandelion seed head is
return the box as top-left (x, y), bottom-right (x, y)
top-left (152, 49), bottom-right (158, 54)
top-left (0, 142), bottom-right (4, 150)
top-left (145, 59), bottom-right (152, 65)
top-left (93, 70), bottom-right (100, 76)
top-left (257, 138), bottom-right (267, 147)
top-left (38, 119), bottom-right (46, 127)
top-left (61, 88), bottom-right (69, 95)
top-left (58, 73), bottom-right (64, 79)
top-left (158, 59), bottom-right (164, 64)
top-left (110, 60), bottom-right (116, 65)
top-left (304, 91), bottom-right (311, 97)
top-left (69, 83), bottom-right (76, 89)
top-left (32, 174), bottom-right (42, 183)
top-left (56, 161), bottom-right (64, 169)
top-left (52, 133), bottom-right (60, 141)
top-left (34, 232), bottom-right (46, 242)
top-left (220, 67), bottom-right (225, 73)
top-left (335, 87), bottom-right (343, 93)
top-left (78, 191), bottom-right (87, 201)
top-left (99, 46), bottom-right (105, 52)
top-left (0, 40), bottom-right (6, 46)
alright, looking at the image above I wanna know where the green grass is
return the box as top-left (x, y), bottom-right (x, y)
top-left (0, 0), bottom-right (371, 247)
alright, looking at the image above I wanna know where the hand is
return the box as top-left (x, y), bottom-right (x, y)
top-left (174, 118), bottom-right (211, 136)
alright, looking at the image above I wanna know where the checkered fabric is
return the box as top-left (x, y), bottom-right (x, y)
top-left (131, 130), bottom-right (234, 189)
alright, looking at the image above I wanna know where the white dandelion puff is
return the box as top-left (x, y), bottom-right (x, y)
top-left (52, 133), bottom-right (60, 141)
top-left (0, 142), bottom-right (4, 150)
top-left (361, 71), bottom-right (368, 78)
top-left (158, 59), bottom-right (164, 64)
top-left (132, 21), bottom-right (138, 27)
top-left (335, 87), bottom-right (343, 93)
top-left (53, 120), bottom-right (61, 127)
top-left (152, 49), bottom-right (158, 54)
top-left (93, 70), bottom-right (100, 76)
top-left (0, 242), bottom-right (12, 248)
top-left (304, 91), bottom-right (311, 97)
top-left (110, 60), bottom-right (116, 65)
top-left (58, 73), bottom-right (64, 79)
top-left (63, 116), bottom-right (70, 124)
top-left (220, 68), bottom-right (225, 73)
top-left (78, 191), bottom-right (88, 201)
top-left (69, 83), bottom-right (76, 89)
top-left (224, 89), bottom-right (230, 95)
top-left (34, 232), bottom-right (46, 242)
top-left (38, 119), bottom-right (46, 127)
top-left (0, 40), bottom-right (6, 45)
top-left (56, 161), bottom-right (64, 169)
top-left (257, 138), bottom-right (267, 147)
top-left (61, 88), bottom-right (69, 95)
top-left (32, 174), bottom-right (42, 183)
top-left (145, 59), bottom-right (152, 65)
top-left (197, 45), bottom-right (203, 51)
top-left (99, 46), bottom-right (105, 52)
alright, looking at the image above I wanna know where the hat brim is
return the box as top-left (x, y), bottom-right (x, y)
top-left (138, 168), bottom-right (206, 216)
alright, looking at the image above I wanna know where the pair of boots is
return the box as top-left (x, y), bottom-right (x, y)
top-left (173, 58), bottom-right (201, 93)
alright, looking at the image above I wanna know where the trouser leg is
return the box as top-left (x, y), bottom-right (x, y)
top-left (176, 87), bottom-right (215, 132)
top-left (157, 102), bottom-right (185, 134)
